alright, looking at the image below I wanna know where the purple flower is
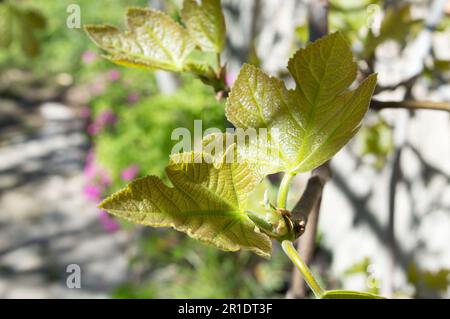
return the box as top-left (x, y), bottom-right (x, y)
top-left (126, 93), bottom-right (140, 104)
top-left (121, 164), bottom-right (140, 181)
top-left (87, 123), bottom-right (101, 136)
top-left (98, 210), bottom-right (120, 233)
top-left (97, 109), bottom-right (118, 126)
top-left (81, 50), bottom-right (97, 64)
top-left (107, 69), bottom-right (121, 81)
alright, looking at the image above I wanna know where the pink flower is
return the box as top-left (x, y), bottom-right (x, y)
top-left (225, 72), bottom-right (237, 87)
top-left (97, 109), bottom-right (117, 126)
top-left (107, 69), bottom-right (121, 81)
top-left (85, 149), bottom-right (95, 165)
top-left (121, 164), bottom-right (140, 181)
top-left (81, 50), bottom-right (97, 64)
top-left (86, 109), bottom-right (117, 135)
top-left (83, 161), bottom-right (96, 179)
top-left (83, 184), bottom-right (103, 201)
top-left (98, 210), bottom-right (120, 233)
top-left (90, 81), bottom-right (106, 95)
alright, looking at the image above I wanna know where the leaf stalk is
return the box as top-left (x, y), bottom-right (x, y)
top-left (277, 172), bottom-right (294, 209)
top-left (282, 240), bottom-right (324, 298)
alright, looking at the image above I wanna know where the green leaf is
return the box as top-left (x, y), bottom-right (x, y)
top-left (364, 4), bottom-right (422, 57)
top-left (99, 150), bottom-right (272, 257)
top-left (23, 8), bottom-right (46, 30)
top-left (0, 4), bottom-right (46, 57)
top-left (321, 290), bottom-right (386, 299)
top-left (408, 264), bottom-right (450, 294)
top-left (181, 0), bottom-right (226, 53)
top-left (202, 132), bottom-right (287, 181)
top-left (85, 8), bottom-right (195, 72)
top-left (0, 5), bottom-right (13, 48)
top-left (224, 32), bottom-right (377, 174)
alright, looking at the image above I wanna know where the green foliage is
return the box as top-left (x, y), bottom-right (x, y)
top-left (0, 2), bottom-right (46, 57)
top-left (224, 32), bottom-right (377, 173)
top-left (0, 0), bottom-right (153, 80)
top-left (358, 118), bottom-right (394, 169)
top-left (363, 4), bottom-right (422, 57)
top-left (85, 8), bottom-right (195, 72)
top-left (93, 78), bottom-right (224, 186)
top-left (98, 32), bottom-right (377, 258)
top-left (85, 2), bottom-right (383, 298)
top-left (85, 1), bottom-right (227, 90)
top-left (343, 257), bottom-right (380, 295)
top-left (329, 0), bottom-right (380, 45)
top-left (408, 264), bottom-right (450, 297)
top-left (112, 233), bottom-right (289, 298)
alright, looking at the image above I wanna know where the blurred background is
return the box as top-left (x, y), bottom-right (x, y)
top-left (0, 0), bottom-right (449, 298)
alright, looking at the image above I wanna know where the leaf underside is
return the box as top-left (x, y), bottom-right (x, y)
top-left (181, 0), bottom-right (225, 53)
top-left (98, 32), bottom-right (378, 258)
top-left (85, 8), bottom-right (194, 72)
top-left (99, 151), bottom-right (272, 257)
top-left (85, 3), bottom-right (226, 72)
top-left (221, 32), bottom-right (377, 175)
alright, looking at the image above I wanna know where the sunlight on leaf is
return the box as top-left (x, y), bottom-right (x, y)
top-left (223, 32), bottom-right (377, 174)
top-left (182, 0), bottom-right (226, 53)
top-left (99, 150), bottom-right (272, 257)
top-left (85, 8), bottom-right (194, 72)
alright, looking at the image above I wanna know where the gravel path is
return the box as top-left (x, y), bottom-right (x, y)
top-left (0, 101), bottom-right (129, 298)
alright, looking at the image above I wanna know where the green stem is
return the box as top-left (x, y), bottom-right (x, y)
top-left (277, 172), bottom-right (294, 209)
top-left (216, 53), bottom-right (222, 75)
top-left (281, 240), bottom-right (324, 298)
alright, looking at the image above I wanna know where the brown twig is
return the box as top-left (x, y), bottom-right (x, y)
top-left (373, 75), bottom-right (419, 94)
top-left (286, 0), bottom-right (329, 299)
top-left (370, 99), bottom-right (450, 112)
top-left (287, 164), bottom-right (331, 298)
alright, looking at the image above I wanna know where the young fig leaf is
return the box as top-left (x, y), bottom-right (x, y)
top-left (225, 32), bottom-right (377, 174)
top-left (99, 151), bottom-right (272, 257)
top-left (85, 8), bottom-right (194, 72)
top-left (181, 0), bottom-right (226, 53)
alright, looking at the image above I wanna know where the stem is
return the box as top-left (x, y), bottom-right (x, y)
top-left (216, 53), bottom-right (222, 75)
top-left (277, 172), bottom-right (294, 209)
top-left (371, 100), bottom-right (450, 112)
top-left (282, 240), bottom-right (324, 298)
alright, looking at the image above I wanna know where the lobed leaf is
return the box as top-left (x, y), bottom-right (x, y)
top-left (225, 32), bottom-right (377, 174)
top-left (181, 0), bottom-right (226, 53)
top-left (99, 151), bottom-right (272, 257)
top-left (85, 8), bottom-right (194, 72)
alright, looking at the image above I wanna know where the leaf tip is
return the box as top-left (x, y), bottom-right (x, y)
top-left (84, 24), bottom-right (120, 47)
